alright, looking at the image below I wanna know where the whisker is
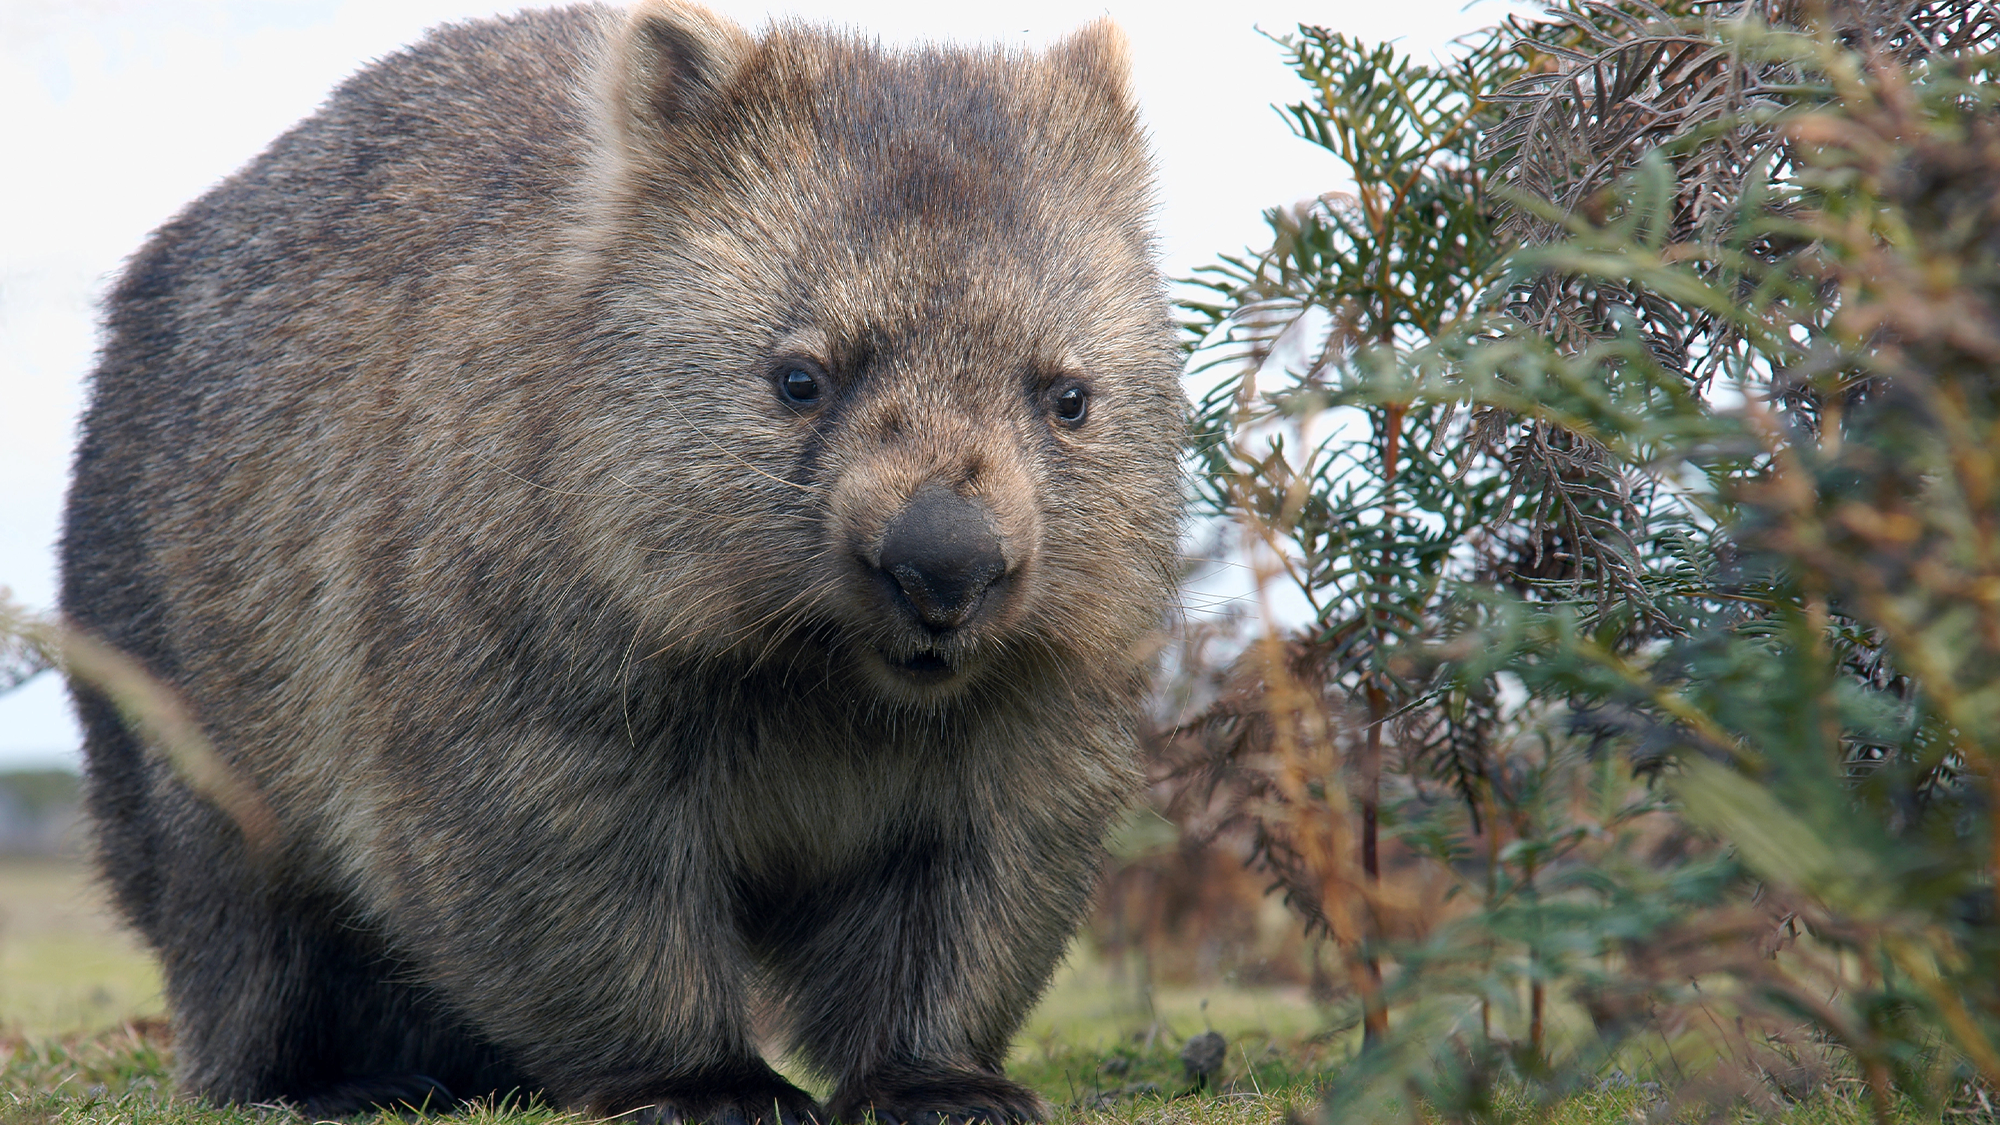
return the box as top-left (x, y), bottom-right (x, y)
top-left (469, 452), bottom-right (813, 525)
top-left (742, 586), bottom-right (839, 670)
top-left (633, 572), bottom-right (819, 665)
top-left (619, 606), bottom-right (650, 747)
top-left (652, 394), bottom-right (817, 495)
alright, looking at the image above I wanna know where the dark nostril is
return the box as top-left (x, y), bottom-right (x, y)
top-left (877, 483), bottom-right (1007, 632)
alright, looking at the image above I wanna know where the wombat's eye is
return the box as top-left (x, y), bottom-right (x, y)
top-left (1052, 384), bottom-right (1089, 426)
top-left (777, 364), bottom-right (822, 406)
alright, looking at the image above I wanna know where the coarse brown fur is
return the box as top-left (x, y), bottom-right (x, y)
top-left (59, 2), bottom-right (1184, 1122)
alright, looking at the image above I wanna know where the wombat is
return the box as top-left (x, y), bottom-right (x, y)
top-left (58, 1), bottom-right (1183, 1120)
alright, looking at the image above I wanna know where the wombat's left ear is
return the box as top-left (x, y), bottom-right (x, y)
top-left (1050, 19), bottom-right (1137, 110)
top-left (597, 1), bottom-right (752, 158)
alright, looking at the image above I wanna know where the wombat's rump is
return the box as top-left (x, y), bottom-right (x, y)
top-left (60, 2), bottom-right (1183, 1120)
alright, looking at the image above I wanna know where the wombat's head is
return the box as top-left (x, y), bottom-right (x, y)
top-left (569, 1), bottom-right (1184, 707)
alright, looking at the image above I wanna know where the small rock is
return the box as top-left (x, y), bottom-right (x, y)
top-left (1180, 1030), bottom-right (1226, 1089)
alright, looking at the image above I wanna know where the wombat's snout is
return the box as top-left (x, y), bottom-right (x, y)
top-left (876, 483), bottom-right (1008, 633)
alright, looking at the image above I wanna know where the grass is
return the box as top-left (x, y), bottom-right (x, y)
top-left (0, 857), bottom-right (1960, 1125)
top-left (0, 1021), bottom-right (1937, 1125)
top-left (0, 858), bottom-right (164, 1039)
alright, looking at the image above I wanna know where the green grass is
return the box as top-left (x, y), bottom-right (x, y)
top-left (1, 1022), bottom-right (1935, 1125)
top-left (0, 858), bottom-right (163, 1038)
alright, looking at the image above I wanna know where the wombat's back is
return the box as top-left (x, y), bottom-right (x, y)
top-left (65, 4), bottom-right (604, 932)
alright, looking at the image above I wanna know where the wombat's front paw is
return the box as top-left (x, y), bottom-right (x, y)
top-left (829, 1066), bottom-right (1045, 1125)
top-left (614, 1072), bottom-right (822, 1125)
top-left (301, 1073), bottom-right (455, 1117)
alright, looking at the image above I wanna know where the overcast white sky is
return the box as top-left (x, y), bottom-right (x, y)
top-left (0, 0), bottom-right (1527, 768)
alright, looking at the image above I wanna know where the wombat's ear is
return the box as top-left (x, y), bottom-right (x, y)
top-left (598, 0), bottom-right (752, 154)
top-left (1050, 19), bottom-right (1138, 112)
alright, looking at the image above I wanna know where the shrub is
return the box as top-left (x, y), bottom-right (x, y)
top-left (1170, 1), bottom-right (2000, 1119)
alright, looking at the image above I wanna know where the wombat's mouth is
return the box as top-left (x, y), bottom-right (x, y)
top-left (886, 650), bottom-right (956, 684)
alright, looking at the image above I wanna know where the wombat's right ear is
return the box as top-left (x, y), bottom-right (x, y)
top-left (1051, 19), bottom-right (1139, 116)
top-left (597, 1), bottom-right (751, 156)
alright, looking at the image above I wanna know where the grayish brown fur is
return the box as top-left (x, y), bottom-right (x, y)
top-left (59, 2), bottom-right (1184, 1120)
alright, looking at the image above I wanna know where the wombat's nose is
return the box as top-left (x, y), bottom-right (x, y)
top-left (878, 483), bottom-right (1007, 632)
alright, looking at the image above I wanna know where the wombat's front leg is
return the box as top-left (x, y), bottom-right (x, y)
top-left (763, 816), bottom-right (1103, 1124)
top-left (368, 792), bottom-right (819, 1124)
